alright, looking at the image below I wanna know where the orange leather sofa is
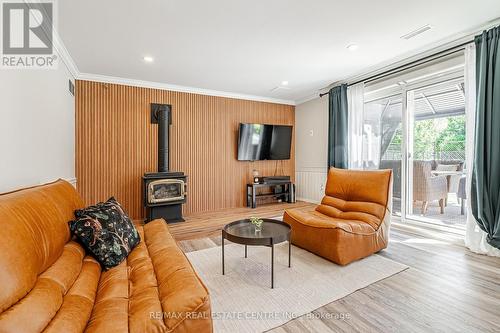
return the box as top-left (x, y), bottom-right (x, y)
top-left (0, 180), bottom-right (212, 333)
top-left (284, 167), bottom-right (392, 265)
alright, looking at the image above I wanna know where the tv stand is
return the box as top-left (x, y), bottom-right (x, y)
top-left (246, 180), bottom-right (295, 209)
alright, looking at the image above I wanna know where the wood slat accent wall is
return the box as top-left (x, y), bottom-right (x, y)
top-left (76, 80), bottom-right (295, 219)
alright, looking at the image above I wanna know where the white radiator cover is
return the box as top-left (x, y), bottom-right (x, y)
top-left (295, 170), bottom-right (327, 204)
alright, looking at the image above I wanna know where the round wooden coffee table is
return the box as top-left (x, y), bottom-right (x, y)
top-left (221, 218), bottom-right (291, 288)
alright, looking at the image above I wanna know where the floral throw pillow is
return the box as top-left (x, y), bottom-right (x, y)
top-left (69, 197), bottom-right (140, 270)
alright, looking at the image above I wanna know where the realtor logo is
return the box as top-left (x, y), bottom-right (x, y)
top-left (1, 1), bottom-right (57, 68)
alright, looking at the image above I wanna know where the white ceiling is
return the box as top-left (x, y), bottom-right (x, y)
top-left (58, 0), bottom-right (500, 104)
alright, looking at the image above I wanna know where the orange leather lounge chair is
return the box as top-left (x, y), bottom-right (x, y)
top-left (284, 167), bottom-right (392, 266)
top-left (0, 180), bottom-right (212, 333)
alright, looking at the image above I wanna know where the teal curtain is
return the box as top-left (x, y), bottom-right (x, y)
top-left (471, 26), bottom-right (500, 249)
top-left (328, 84), bottom-right (348, 169)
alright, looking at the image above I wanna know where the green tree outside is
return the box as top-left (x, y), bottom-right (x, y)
top-left (385, 115), bottom-right (465, 160)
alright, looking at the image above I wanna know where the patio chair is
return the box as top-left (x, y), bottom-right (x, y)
top-left (413, 160), bottom-right (448, 215)
top-left (432, 160), bottom-right (464, 204)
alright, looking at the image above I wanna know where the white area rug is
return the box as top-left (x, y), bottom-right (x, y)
top-left (186, 242), bottom-right (408, 333)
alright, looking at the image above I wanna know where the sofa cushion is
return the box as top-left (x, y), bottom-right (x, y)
top-left (285, 208), bottom-right (376, 233)
top-left (42, 256), bottom-right (101, 333)
top-left (85, 220), bottom-right (212, 333)
top-left (316, 196), bottom-right (384, 229)
top-left (0, 180), bottom-right (84, 314)
top-left (324, 167), bottom-right (391, 207)
top-left (69, 197), bottom-right (140, 270)
top-left (319, 168), bottom-right (392, 227)
top-left (143, 221), bottom-right (212, 332)
top-left (0, 240), bottom-right (102, 333)
top-left (284, 209), bottom-right (389, 265)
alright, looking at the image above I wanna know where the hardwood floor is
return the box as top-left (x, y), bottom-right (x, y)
top-left (173, 202), bottom-right (500, 333)
top-left (169, 201), bottom-right (314, 241)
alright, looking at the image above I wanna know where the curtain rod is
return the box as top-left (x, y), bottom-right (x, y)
top-left (319, 40), bottom-right (472, 98)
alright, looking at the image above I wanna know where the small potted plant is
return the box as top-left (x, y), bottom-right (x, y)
top-left (249, 217), bottom-right (264, 233)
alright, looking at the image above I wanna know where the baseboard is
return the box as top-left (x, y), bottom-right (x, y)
top-left (296, 197), bottom-right (320, 204)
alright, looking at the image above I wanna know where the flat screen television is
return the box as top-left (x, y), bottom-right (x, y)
top-left (237, 123), bottom-right (292, 161)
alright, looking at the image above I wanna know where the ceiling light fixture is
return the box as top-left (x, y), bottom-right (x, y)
top-left (281, 81), bottom-right (289, 86)
top-left (346, 44), bottom-right (359, 51)
top-left (143, 56), bottom-right (154, 63)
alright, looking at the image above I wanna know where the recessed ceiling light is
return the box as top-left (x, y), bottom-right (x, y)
top-left (281, 81), bottom-right (289, 86)
top-left (143, 56), bottom-right (154, 63)
top-left (346, 44), bottom-right (359, 51)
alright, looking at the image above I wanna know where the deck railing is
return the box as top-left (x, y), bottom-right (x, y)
top-left (382, 140), bottom-right (465, 161)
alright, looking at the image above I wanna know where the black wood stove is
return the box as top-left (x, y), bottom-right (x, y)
top-left (143, 104), bottom-right (187, 223)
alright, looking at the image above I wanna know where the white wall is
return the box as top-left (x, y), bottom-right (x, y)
top-left (295, 96), bottom-right (328, 203)
top-left (0, 60), bottom-right (75, 192)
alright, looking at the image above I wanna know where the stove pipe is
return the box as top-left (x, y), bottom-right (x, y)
top-left (151, 103), bottom-right (171, 173)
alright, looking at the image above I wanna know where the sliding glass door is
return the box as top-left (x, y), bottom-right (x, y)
top-left (363, 95), bottom-right (403, 215)
top-left (406, 79), bottom-right (467, 227)
top-left (362, 60), bottom-right (468, 228)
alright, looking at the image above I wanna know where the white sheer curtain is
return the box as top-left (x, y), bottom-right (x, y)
top-left (347, 83), bottom-right (365, 169)
top-left (464, 43), bottom-right (500, 256)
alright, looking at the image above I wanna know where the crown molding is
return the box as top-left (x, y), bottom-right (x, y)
top-left (76, 73), bottom-right (296, 105)
top-left (53, 30), bottom-right (79, 79)
top-left (295, 93), bottom-right (324, 105)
